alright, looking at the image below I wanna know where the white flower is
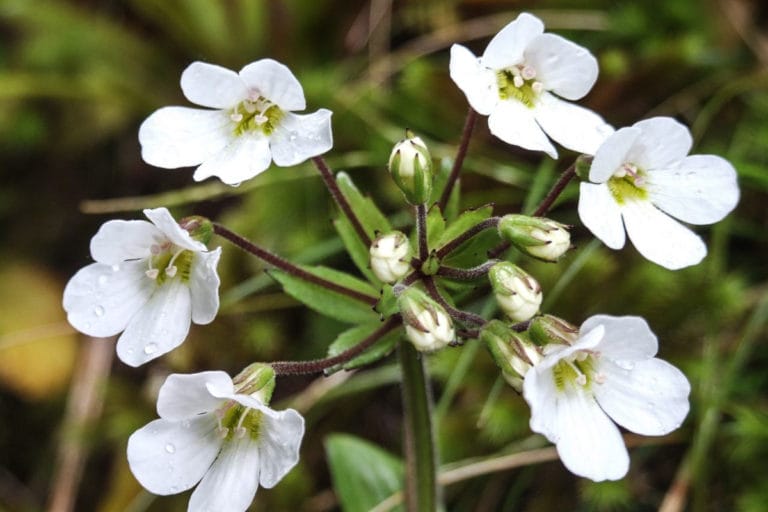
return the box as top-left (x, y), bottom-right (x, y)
top-left (127, 371), bottom-right (304, 512)
top-left (449, 12), bottom-right (612, 158)
top-left (523, 315), bottom-right (691, 481)
top-left (578, 117), bottom-right (740, 270)
top-left (398, 288), bottom-right (455, 352)
top-left (370, 231), bottom-right (412, 283)
top-left (62, 208), bottom-right (221, 367)
top-left (139, 60), bottom-right (333, 185)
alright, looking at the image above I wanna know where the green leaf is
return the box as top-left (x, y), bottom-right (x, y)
top-left (426, 204), bottom-right (446, 249)
top-left (325, 322), bottom-right (402, 374)
top-left (334, 216), bottom-right (380, 285)
top-left (374, 284), bottom-right (400, 318)
top-left (436, 204), bottom-right (494, 251)
top-left (326, 434), bottom-right (404, 512)
top-left (270, 265), bottom-right (378, 324)
top-left (432, 158), bottom-right (460, 220)
top-left (336, 171), bottom-right (392, 237)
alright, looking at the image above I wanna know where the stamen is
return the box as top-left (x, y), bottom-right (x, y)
top-left (594, 372), bottom-right (606, 384)
top-left (513, 75), bottom-right (524, 88)
top-left (521, 65), bottom-right (536, 80)
top-left (234, 407), bottom-right (253, 438)
top-left (165, 266), bottom-right (177, 278)
top-left (564, 358), bottom-right (588, 386)
top-left (230, 113), bottom-right (243, 122)
top-left (532, 81), bottom-right (544, 94)
top-left (247, 90), bottom-right (260, 102)
top-left (254, 113), bottom-right (268, 124)
top-left (145, 269), bottom-right (159, 280)
top-left (243, 101), bottom-right (257, 114)
top-left (150, 244), bottom-right (162, 255)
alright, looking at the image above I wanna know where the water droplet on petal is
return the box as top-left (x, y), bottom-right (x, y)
top-left (144, 343), bottom-right (158, 355)
top-left (93, 305), bottom-right (105, 317)
top-left (288, 131), bottom-right (298, 141)
top-left (111, 264), bottom-right (121, 272)
top-left (98, 275), bottom-right (108, 285)
top-left (169, 485), bottom-right (179, 493)
top-left (165, 443), bottom-right (176, 454)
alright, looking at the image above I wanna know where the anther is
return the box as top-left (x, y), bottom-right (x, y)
top-left (532, 81), bottom-right (544, 94)
top-left (513, 75), bottom-right (524, 88)
top-left (521, 65), bottom-right (536, 80)
top-left (145, 269), bottom-right (159, 280)
top-left (165, 266), bottom-right (178, 278)
top-left (243, 101), bottom-right (257, 114)
top-left (230, 113), bottom-right (243, 122)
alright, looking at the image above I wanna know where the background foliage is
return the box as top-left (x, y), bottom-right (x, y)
top-left (0, 0), bottom-right (766, 510)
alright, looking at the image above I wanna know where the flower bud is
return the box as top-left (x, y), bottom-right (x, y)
top-left (498, 214), bottom-right (571, 262)
top-left (179, 215), bottom-right (214, 244)
top-left (398, 287), bottom-right (454, 352)
top-left (481, 320), bottom-right (542, 392)
top-left (574, 154), bottom-right (594, 181)
top-left (388, 130), bottom-right (433, 205)
top-left (370, 231), bottom-right (412, 283)
top-left (528, 314), bottom-right (579, 347)
top-left (488, 262), bottom-right (542, 322)
top-left (233, 363), bottom-right (276, 403)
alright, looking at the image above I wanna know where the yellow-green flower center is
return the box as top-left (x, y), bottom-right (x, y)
top-left (496, 65), bottom-right (543, 108)
top-left (218, 403), bottom-right (263, 441)
top-left (230, 96), bottom-right (284, 136)
top-left (552, 351), bottom-right (601, 391)
top-left (606, 163), bottom-right (649, 205)
top-left (147, 243), bottom-right (194, 285)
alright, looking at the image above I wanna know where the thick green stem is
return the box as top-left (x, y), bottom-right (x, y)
top-left (399, 342), bottom-right (438, 512)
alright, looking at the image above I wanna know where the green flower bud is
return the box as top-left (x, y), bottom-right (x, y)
top-left (528, 314), bottom-right (579, 347)
top-left (498, 214), bottom-right (571, 262)
top-left (574, 154), bottom-right (594, 181)
top-left (489, 262), bottom-right (542, 322)
top-left (388, 130), bottom-right (433, 205)
top-left (481, 320), bottom-right (542, 392)
top-left (370, 231), bottom-right (413, 283)
top-left (233, 363), bottom-right (276, 404)
top-left (179, 215), bottom-right (214, 245)
top-left (398, 287), bottom-right (454, 352)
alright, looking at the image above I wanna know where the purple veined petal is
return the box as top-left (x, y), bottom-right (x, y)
top-left (63, 260), bottom-right (152, 338)
top-left (116, 278), bottom-right (192, 367)
top-left (647, 154), bottom-right (739, 225)
top-left (156, 371), bottom-right (233, 421)
top-left (578, 182), bottom-right (626, 250)
top-left (239, 59), bottom-right (306, 111)
top-left (192, 134), bottom-right (272, 185)
top-left (143, 207), bottom-right (206, 253)
top-left (139, 107), bottom-right (232, 169)
top-left (270, 109), bottom-right (333, 167)
top-left (626, 117), bottom-right (692, 171)
top-left (482, 12), bottom-right (544, 70)
top-left (258, 408), bottom-right (305, 488)
top-left (89, 219), bottom-right (162, 264)
top-left (180, 61), bottom-right (249, 109)
top-left (533, 93), bottom-right (614, 156)
top-left (580, 315), bottom-right (658, 361)
top-left (127, 415), bottom-right (222, 496)
top-left (189, 248), bottom-right (221, 325)
top-left (189, 437), bottom-right (262, 512)
top-left (621, 199), bottom-right (706, 270)
top-left (595, 358), bottom-right (691, 436)
top-left (488, 99), bottom-right (557, 158)
top-left (449, 44), bottom-right (498, 116)
top-left (589, 127), bottom-right (642, 183)
top-left (525, 33), bottom-right (598, 100)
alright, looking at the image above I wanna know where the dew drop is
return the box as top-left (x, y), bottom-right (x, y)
top-left (84, 322), bottom-right (92, 330)
top-left (93, 305), bottom-right (105, 317)
top-left (98, 275), bottom-right (109, 286)
top-left (181, 420), bottom-right (191, 429)
top-left (288, 131), bottom-right (298, 141)
top-left (144, 343), bottom-right (158, 355)
top-left (169, 485), bottom-right (179, 493)
top-left (111, 264), bottom-right (121, 272)
top-left (165, 443), bottom-right (176, 454)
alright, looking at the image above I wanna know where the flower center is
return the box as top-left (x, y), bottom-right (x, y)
top-left (230, 92), bottom-right (284, 136)
top-left (215, 401), bottom-right (263, 441)
top-left (606, 163), bottom-right (649, 205)
top-left (496, 64), bottom-right (544, 108)
top-left (145, 242), bottom-right (194, 284)
top-left (552, 350), bottom-right (605, 391)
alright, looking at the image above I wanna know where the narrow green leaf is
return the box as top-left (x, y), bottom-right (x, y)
top-left (325, 322), bottom-right (402, 374)
top-left (334, 216), bottom-right (380, 285)
top-left (336, 171), bottom-right (392, 236)
top-left (436, 204), bottom-right (494, 250)
top-left (432, 158), bottom-right (460, 220)
top-left (426, 204), bottom-right (446, 249)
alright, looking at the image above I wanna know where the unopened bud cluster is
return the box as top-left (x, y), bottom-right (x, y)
top-left (388, 130), bottom-right (434, 205)
top-left (489, 262), bottom-right (542, 322)
top-left (370, 231), bottom-right (412, 283)
top-left (498, 214), bottom-right (571, 262)
top-left (398, 287), bottom-right (455, 352)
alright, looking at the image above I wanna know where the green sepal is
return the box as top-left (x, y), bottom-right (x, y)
top-left (374, 284), bottom-right (400, 318)
top-left (179, 215), bottom-right (214, 245)
top-left (324, 322), bottom-right (403, 374)
top-left (481, 320), bottom-right (519, 377)
top-left (232, 363), bottom-right (276, 404)
top-left (574, 154), bottom-right (594, 181)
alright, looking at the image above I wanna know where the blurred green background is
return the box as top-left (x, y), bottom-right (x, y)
top-left (0, 0), bottom-right (766, 510)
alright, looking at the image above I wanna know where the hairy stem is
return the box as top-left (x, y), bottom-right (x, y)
top-left (435, 217), bottom-right (500, 260)
top-left (312, 156), bottom-right (372, 246)
top-left (416, 204), bottom-right (429, 262)
top-left (423, 277), bottom-right (486, 326)
top-left (438, 107), bottom-right (478, 211)
top-left (436, 261), bottom-right (499, 281)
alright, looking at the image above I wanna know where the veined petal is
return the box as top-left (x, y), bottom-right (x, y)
top-left (488, 100), bottom-right (557, 158)
top-left (139, 107), bottom-right (232, 169)
top-left (595, 358), bottom-right (690, 436)
top-left (534, 93), bottom-right (614, 155)
top-left (578, 182), bottom-right (626, 249)
top-left (181, 62), bottom-right (248, 109)
top-left (449, 44), bottom-right (498, 116)
top-left (63, 260), bottom-right (151, 338)
top-left (525, 33), bottom-right (598, 100)
top-left (589, 127), bottom-right (642, 183)
top-left (189, 437), bottom-right (261, 512)
top-left (257, 409), bottom-right (305, 488)
top-left (270, 109), bottom-right (333, 167)
top-left (193, 134), bottom-right (272, 185)
top-left (143, 207), bottom-right (206, 252)
top-left (482, 12), bottom-right (544, 69)
top-left (580, 315), bottom-right (658, 361)
top-left (90, 220), bottom-right (161, 264)
top-left (116, 279), bottom-right (192, 367)
top-left (239, 59), bottom-right (305, 111)
top-left (127, 415), bottom-right (221, 495)
top-left (189, 248), bottom-right (221, 325)
top-left (648, 154), bottom-right (739, 225)
top-left (627, 117), bottom-right (692, 170)
top-left (622, 199), bottom-right (706, 270)
top-left (156, 371), bottom-right (233, 421)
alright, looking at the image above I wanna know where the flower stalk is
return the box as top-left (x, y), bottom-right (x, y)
top-left (312, 156), bottom-right (372, 246)
top-left (438, 107), bottom-right (478, 211)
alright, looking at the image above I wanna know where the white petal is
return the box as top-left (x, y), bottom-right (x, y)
top-left (589, 127), bottom-right (641, 183)
top-left (622, 199), bottom-right (706, 270)
top-left (156, 371), bottom-right (233, 421)
top-left (647, 154), bottom-right (739, 225)
top-left (522, 363), bottom-right (562, 441)
top-left (627, 117), bottom-right (692, 170)
top-left (595, 358), bottom-right (690, 436)
top-left (488, 100), bottom-right (557, 158)
top-left (189, 248), bottom-right (221, 325)
top-left (143, 207), bottom-right (206, 252)
top-left (63, 260), bottom-right (151, 338)
top-left (139, 107), bottom-right (232, 169)
top-left (192, 135), bottom-right (272, 185)
top-left (578, 183), bottom-right (626, 249)
top-left (482, 12), bottom-right (544, 69)
top-left (536, 325), bottom-right (606, 373)
top-left (127, 416), bottom-right (221, 495)
top-left (270, 109), bottom-right (333, 167)
top-left (116, 279), bottom-right (192, 367)
top-left (580, 315), bottom-right (658, 361)
top-left (534, 93), bottom-right (614, 155)
top-left (189, 437), bottom-right (261, 512)
top-left (525, 33), bottom-right (598, 100)
top-left (180, 61), bottom-right (248, 109)
top-left (449, 44), bottom-right (498, 116)
top-left (239, 59), bottom-right (305, 111)
top-left (89, 220), bottom-right (161, 264)
top-left (258, 409), bottom-right (305, 488)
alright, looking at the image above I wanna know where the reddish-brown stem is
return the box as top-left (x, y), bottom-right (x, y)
top-left (312, 156), bottom-right (372, 246)
top-left (438, 107), bottom-right (478, 211)
top-left (416, 204), bottom-right (429, 262)
top-left (435, 217), bottom-right (500, 260)
top-left (423, 277), bottom-right (486, 326)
